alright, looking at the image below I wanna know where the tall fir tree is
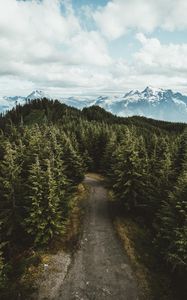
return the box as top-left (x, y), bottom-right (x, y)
top-left (0, 141), bottom-right (22, 257)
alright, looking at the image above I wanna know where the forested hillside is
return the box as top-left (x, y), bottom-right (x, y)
top-left (0, 98), bottom-right (186, 299)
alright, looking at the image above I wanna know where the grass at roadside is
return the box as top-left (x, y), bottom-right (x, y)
top-left (114, 217), bottom-right (174, 300)
top-left (1, 183), bottom-right (89, 300)
top-left (114, 217), bottom-right (151, 299)
top-left (85, 172), bottom-right (105, 181)
top-left (62, 182), bottom-right (89, 251)
top-left (108, 193), bottom-right (174, 300)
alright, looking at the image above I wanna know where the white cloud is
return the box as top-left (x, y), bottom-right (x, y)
top-left (135, 33), bottom-right (187, 73)
top-left (1, 0), bottom-right (187, 96)
top-left (0, 0), bottom-right (112, 94)
top-left (65, 31), bottom-right (112, 66)
top-left (0, 75), bottom-right (34, 97)
top-left (94, 0), bottom-right (187, 40)
top-left (94, 0), bottom-right (158, 40)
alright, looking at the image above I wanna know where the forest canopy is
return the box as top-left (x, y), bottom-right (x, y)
top-left (0, 98), bottom-right (186, 298)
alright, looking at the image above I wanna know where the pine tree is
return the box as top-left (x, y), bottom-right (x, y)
top-left (60, 136), bottom-right (85, 184)
top-left (112, 136), bottom-right (148, 211)
top-left (102, 132), bottom-right (117, 175)
top-left (0, 242), bottom-right (7, 290)
top-left (25, 157), bottom-right (64, 246)
top-left (0, 141), bottom-right (22, 256)
top-left (24, 155), bottom-right (44, 245)
top-left (173, 129), bottom-right (187, 178)
top-left (51, 138), bottom-right (72, 217)
top-left (148, 136), bottom-right (173, 218)
top-left (82, 150), bottom-right (94, 172)
top-left (155, 170), bottom-right (187, 272)
top-left (41, 159), bottom-right (64, 245)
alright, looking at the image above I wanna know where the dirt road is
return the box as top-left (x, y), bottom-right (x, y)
top-left (58, 176), bottom-right (138, 300)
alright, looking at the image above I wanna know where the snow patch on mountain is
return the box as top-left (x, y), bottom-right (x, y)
top-left (0, 87), bottom-right (187, 122)
top-left (26, 90), bottom-right (49, 100)
top-left (0, 90), bottom-right (50, 113)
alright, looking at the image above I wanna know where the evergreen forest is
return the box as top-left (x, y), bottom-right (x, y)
top-left (0, 98), bottom-right (186, 299)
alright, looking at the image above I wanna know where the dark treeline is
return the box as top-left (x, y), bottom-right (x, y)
top-left (0, 98), bottom-right (186, 298)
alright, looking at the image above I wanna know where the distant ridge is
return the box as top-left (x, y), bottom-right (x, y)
top-left (0, 87), bottom-right (187, 122)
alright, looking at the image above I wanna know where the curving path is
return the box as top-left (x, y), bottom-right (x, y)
top-left (58, 176), bottom-right (138, 300)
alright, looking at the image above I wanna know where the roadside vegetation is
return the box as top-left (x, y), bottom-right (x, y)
top-left (0, 99), bottom-right (186, 299)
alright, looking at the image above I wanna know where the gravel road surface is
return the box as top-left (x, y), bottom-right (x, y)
top-left (58, 176), bottom-right (138, 300)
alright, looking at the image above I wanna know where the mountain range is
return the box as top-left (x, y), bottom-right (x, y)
top-left (0, 87), bottom-right (187, 122)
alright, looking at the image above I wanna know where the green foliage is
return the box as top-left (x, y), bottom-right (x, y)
top-left (155, 169), bottom-right (187, 272)
top-left (0, 243), bottom-right (7, 290)
top-left (25, 158), bottom-right (65, 246)
top-left (0, 116), bottom-right (85, 292)
top-left (0, 141), bottom-right (23, 256)
top-left (60, 136), bottom-right (85, 184)
top-left (0, 98), bottom-right (186, 298)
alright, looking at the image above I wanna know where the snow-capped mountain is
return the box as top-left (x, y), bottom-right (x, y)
top-left (62, 87), bottom-right (187, 122)
top-left (0, 87), bottom-right (187, 122)
top-left (91, 87), bottom-right (187, 122)
top-left (60, 96), bottom-right (95, 109)
top-left (0, 96), bottom-right (24, 112)
top-left (26, 90), bottom-right (50, 100)
top-left (0, 90), bottom-right (49, 113)
top-left (61, 87), bottom-right (187, 123)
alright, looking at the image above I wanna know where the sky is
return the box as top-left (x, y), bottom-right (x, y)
top-left (1, 0), bottom-right (187, 97)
